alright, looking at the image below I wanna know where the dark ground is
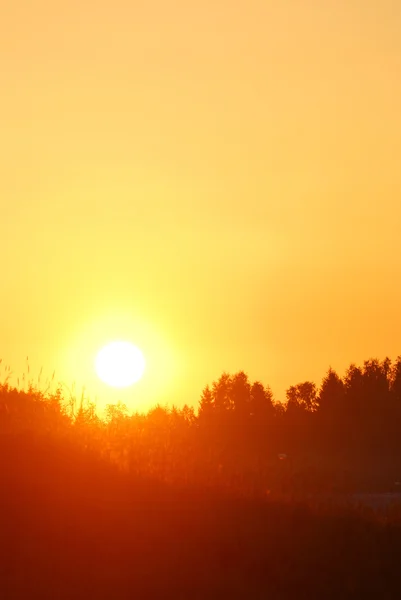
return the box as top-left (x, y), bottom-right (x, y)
top-left (1, 433), bottom-right (401, 600)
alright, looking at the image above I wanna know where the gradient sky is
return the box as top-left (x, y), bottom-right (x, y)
top-left (2, 1), bottom-right (401, 412)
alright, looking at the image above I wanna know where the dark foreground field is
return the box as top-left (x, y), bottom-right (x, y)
top-left (1, 433), bottom-right (401, 600)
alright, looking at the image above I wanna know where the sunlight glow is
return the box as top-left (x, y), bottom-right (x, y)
top-left (95, 341), bottom-right (146, 388)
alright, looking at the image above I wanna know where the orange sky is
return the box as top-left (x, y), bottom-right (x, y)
top-left (2, 1), bottom-right (401, 413)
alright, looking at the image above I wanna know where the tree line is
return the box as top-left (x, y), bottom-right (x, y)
top-left (2, 355), bottom-right (401, 495)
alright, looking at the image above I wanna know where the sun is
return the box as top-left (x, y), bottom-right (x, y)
top-left (95, 341), bottom-right (146, 388)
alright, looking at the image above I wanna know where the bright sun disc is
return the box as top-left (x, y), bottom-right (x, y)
top-left (95, 341), bottom-right (146, 388)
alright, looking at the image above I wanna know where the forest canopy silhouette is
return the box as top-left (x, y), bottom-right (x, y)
top-left (2, 354), bottom-right (401, 599)
top-left (2, 355), bottom-right (401, 493)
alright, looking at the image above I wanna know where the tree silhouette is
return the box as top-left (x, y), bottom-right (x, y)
top-left (212, 372), bottom-right (233, 413)
top-left (231, 371), bottom-right (251, 418)
top-left (317, 368), bottom-right (345, 415)
top-left (390, 356), bottom-right (401, 405)
top-left (316, 368), bottom-right (345, 454)
top-left (198, 385), bottom-right (214, 420)
top-left (286, 381), bottom-right (317, 412)
top-left (250, 381), bottom-right (275, 420)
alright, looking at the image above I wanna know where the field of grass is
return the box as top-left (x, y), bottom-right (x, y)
top-left (1, 380), bottom-right (401, 598)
